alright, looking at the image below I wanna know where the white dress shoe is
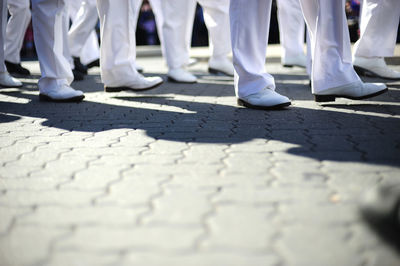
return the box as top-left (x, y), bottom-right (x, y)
top-left (353, 56), bottom-right (400, 80)
top-left (238, 88), bottom-right (291, 110)
top-left (0, 72), bottom-right (23, 88)
top-left (39, 85), bottom-right (84, 102)
top-left (208, 57), bottom-right (234, 76)
top-left (282, 54), bottom-right (307, 68)
top-left (168, 68), bottom-right (197, 83)
top-left (314, 81), bottom-right (387, 102)
top-left (105, 75), bottom-right (163, 92)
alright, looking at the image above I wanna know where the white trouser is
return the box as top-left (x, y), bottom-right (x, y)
top-left (148, 0), bottom-right (163, 45)
top-left (230, 0), bottom-right (360, 97)
top-left (31, 0), bottom-right (73, 92)
top-left (96, 0), bottom-right (142, 87)
top-left (4, 0), bottom-right (30, 64)
top-left (353, 0), bottom-right (400, 58)
top-left (161, 0), bottom-right (231, 69)
top-left (0, 0), bottom-right (6, 72)
top-left (68, 0), bottom-right (100, 65)
top-left (276, 0), bottom-right (305, 61)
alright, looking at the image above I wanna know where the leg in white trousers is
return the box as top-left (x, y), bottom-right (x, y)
top-left (161, 0), bottom-right (197, 70)
top-left (0, 0), bottom-right (7, 73)
top-left (96, 0), bottom-right (162, 90)
top-left (68, 0), bottom-right (100, 65)
top-left (276, 0), bottom-right (306, 64)
top-left (31, 0), bottom-right (74, 91)
top-left (162, 0), bottom-right (231, 69)
top-left (354, 0), bottom-right (400, 58)
top-left (0, 0), bottom-right (22, 87)
top-left (198, 0), bottom-right (232, 64)
top-left (230, 0), bottom-right (360, 97)
top-left (68, 0), bottom-right (99, 66)
top-left (4, 0), bottom-right (31, 64)
top-left (299, 0), bottom-right (360, 93)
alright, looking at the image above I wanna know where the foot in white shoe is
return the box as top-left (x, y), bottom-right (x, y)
top-left (282, 54), bottom-right (307, 68)
top-left (168, 68), bottom-right (197, 83)
top-left (104, 75), bottom-right (163, 92)
top-left (208, 57), bottom-right (234, 76)
top-left (0, 72), bottom-right (23, 88)
top-left (39, 84), bottom-right (84, 102)
top-left (238, 88), bottom-right (291, 110)
top-left (314, 81), bottom-right (387, 102)
top-left (353, 56), bottom-right (400, 80)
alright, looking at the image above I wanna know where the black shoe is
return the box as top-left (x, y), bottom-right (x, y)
top-left (5, 61), bottom-right (31, 76)
top-left (73, 57), bottom-right (88, 75)
top-left (86, 59), bottom-right (100, 69)
top-left (73, 69), bottom-right (84, 81)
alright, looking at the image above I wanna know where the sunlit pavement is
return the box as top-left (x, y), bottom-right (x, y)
top-left (1, 45), bottom-right (399, 266)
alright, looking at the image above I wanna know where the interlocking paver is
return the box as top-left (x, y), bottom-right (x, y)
top-left (0, 46), bottom-right (399, 266)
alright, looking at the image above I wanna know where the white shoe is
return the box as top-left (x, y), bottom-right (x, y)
top-left (187, 58), bottom-right (198, 67)
top-left (104, 75), bottom-right (163, 92)
top-left (314, 81), bottom-right (387, 102)
top-left (353, 56), bottom-right (400, 80)
top-left (0, 72), bottom-right (23, 88)
top-left (282, 54), bottom-right (307, 68)
top-left (238, 88), bottom-right (291, 110)
top-left (208, 57), bottom-right (234, 76)
top-left (39, 84), bottom-right (84, 102)
top-left (168, 68), bottom-right (197, 83)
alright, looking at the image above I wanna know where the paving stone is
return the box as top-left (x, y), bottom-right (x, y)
top-left (0, 49), bottom-right (399, 266)
top-left (0, 225), bottom-right (69, 266)
top-left (56, 225), bottom-right (203, 252)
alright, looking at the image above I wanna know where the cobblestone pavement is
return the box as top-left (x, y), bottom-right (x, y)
top-left (1, 46), bottom-right (400, 266)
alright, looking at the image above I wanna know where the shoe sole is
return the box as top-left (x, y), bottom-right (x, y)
top-left (167, 76), bottom-right (197, 84)
top-left (104, 80), bottom-right (163, 92)
top-left (39, 94), bottom-right (85, 102)
top-left (283, 64), bottom-right (306, 69)
top-left (0, 83), bottom-right (23, 88)
top-left (237, 99), bottom-right (291, 110)
top-left (208, 67), bottom-right (234, 77)
top-left (314, 87), bottom-right (388, 102)
top-left (354, 66), bottom-right (400, 81)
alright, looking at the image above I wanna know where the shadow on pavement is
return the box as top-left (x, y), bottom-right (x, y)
top-left (1, 84), bottom-right (399, 167)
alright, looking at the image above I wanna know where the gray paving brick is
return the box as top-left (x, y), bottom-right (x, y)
top-left (1, 48), bottom-right (399, 266)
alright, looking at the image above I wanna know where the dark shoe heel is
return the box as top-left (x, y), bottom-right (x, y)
top-left (104, 86), bottom-right (123, 93)
top-left (237, 98), bottom-right (245, 107)
top-left (314, 94), bottom-right (336, 102)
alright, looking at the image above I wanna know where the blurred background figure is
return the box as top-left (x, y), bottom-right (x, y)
top-left (0, 0), bottom-right (23, 88)
top-left (276, 0), bottom-right (307, 68)
top-left (68, 0), bottom-right (100, 76)
top-left (352, 0), bottom-right (400, 80)
top-left (161, 0), bottom-right (234, 83)
top-left (4, 0), bottom-right (31, 76)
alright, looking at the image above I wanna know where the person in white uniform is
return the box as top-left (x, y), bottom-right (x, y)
top-left (161, 0), bottom-right (234, 83)
top-left (68, 0), bottom-right (100, 71)
top-left (276, 0), bottom-right (307, 68)
top-left (230, 0), bottom-right (388, 110)
top-left (96, 0), bottom-right (163, 92)
top-left (0, 0), bottom-right (23, 88)
top-left (352, 0), bottom-right (400, 80)
top-left (31, 0), bottom-right (84, 102)
top-left (4, 0), bottom-right (31, 76)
